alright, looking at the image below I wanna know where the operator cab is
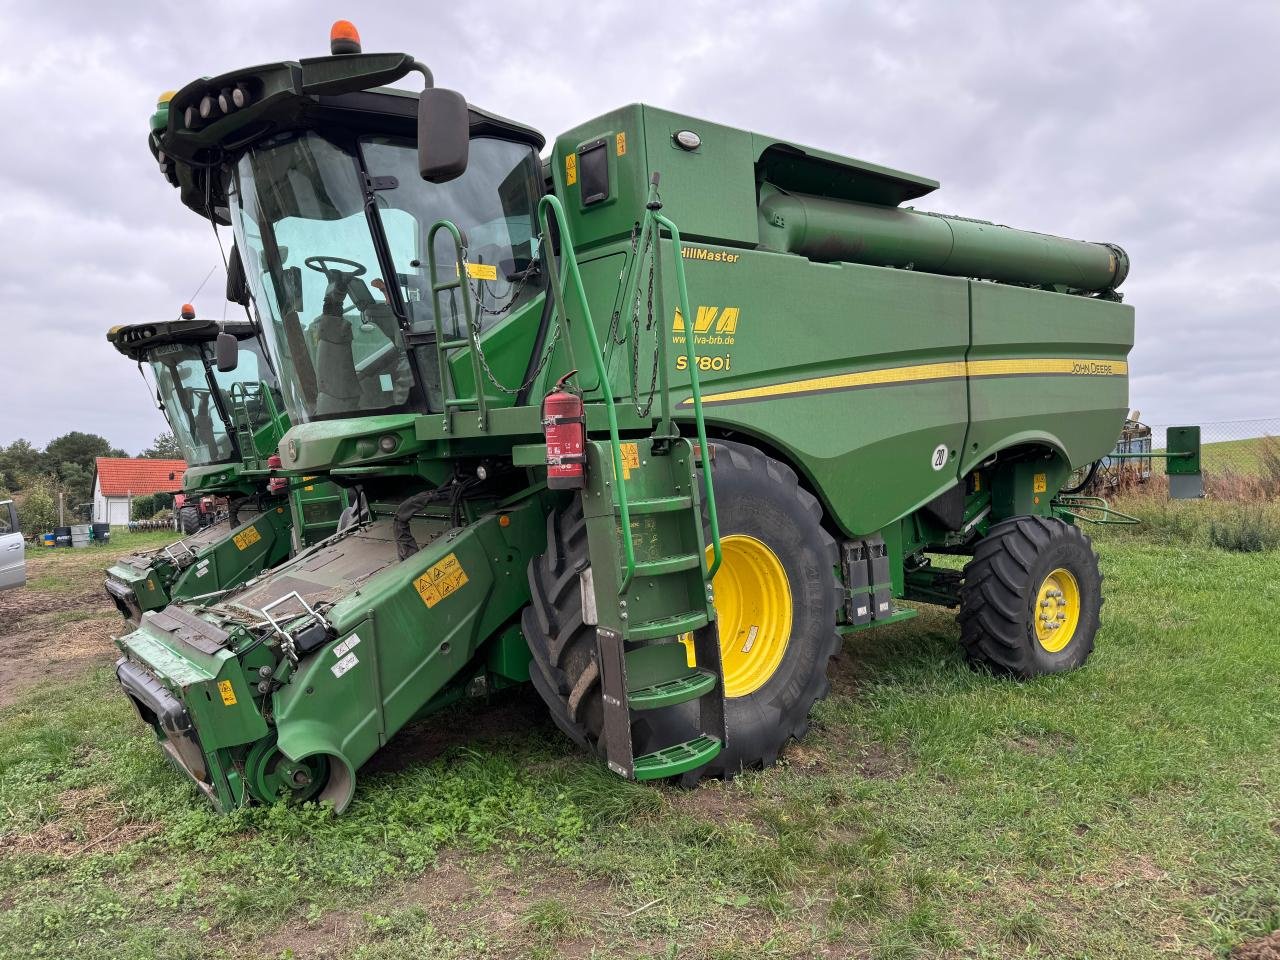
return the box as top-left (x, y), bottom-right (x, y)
top-left (150, 26), bottom-right (547, 429)
top-left (107, 310), bottom-right (285, 469)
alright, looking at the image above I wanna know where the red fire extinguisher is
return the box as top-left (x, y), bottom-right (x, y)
top-left (266, 454), bottom-right (288, 495)
top-left (542, 372), bottom-right (586, 489)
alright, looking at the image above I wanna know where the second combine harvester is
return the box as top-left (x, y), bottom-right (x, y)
top-left (116, 22), bottom-right (1134, 812)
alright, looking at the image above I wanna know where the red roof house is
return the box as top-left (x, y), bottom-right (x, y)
top-left (92, 457), bottom-right (187, 525)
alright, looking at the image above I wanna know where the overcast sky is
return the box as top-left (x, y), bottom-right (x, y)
top-left (1, 0), bottom-right (1276, 453)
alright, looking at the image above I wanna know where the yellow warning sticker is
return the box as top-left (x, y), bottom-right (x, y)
top-left (413, 553), bottom-right (469, 609)
top-left (463, 262), bottom-right (498, 282)
top-left (619, 442), bottom-right (640, 480)
top-left (217, 679), bottom-right (237, 706)
top-left (233, 526), bottom-right (262, 551)
top-left (616, 131), bottom-right (627, 156)
top-left (1033, 473), bottom-right (1048, 493)
top-left (565, 152), bottom-right (577, 186)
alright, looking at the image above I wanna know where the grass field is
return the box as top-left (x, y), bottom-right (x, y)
top-left (1, 522), bottom-right (1278, 958)
top-left (1197, 436), bottom-right (1274, 476)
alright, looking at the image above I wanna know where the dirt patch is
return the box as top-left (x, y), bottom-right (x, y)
top-left (244, 852), bottom-right (613, 960)
top-left (0, 785), bottom-right (160, 857)
top-left (0, 605), bottom-right (124, 709)
top-left (361, 686), bottom-right (554, 777)
top-left (1009, 732), bottom-right (1075, 756)
top-left (0, 586), bottom-right (111, 629)
top-left (1079, 853), bottom-right (1168, 890)
top-left (855, 743), bottom-right (905, 779)
top-left (667, 780), bottom-right (757, 825)
top-left (1234, 931), bottom-right (1280, 960)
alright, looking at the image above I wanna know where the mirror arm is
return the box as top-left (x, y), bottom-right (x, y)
top-left (409, 60), bottom-right (434, 89)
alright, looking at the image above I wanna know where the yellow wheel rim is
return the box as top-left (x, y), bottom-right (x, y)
top-left (695, 534), bottom-right (793, 698)
top-left (1034, 567), bottom-right (1081, 653)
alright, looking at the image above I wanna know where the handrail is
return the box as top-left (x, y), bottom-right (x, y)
top-left (1052, 495), bottom-right (1140, 525)
top-left (651, 203), bottom-right (722, 581)
top-left (536, 194), bottom-right (639, 592)
top-left (425, 219), bottom-right (486, 432)
top-left (228, 380), bottom-right (283, 463)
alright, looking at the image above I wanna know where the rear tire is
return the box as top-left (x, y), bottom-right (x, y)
top-left (522, 440), bottom-right (841, 783)
top-left (958, 515), bottom-right (1102, 677)
top-left (178, 505), bottom-right (200, 535)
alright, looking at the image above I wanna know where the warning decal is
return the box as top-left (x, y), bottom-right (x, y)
top-left (619, 443), bottom-right (640, 480)
top-left (217, 679), bottom-right (237, 706)
top-left (233, 526), bottom-right (262, 551)
top-left (413, 553), bottom-right (470, 609)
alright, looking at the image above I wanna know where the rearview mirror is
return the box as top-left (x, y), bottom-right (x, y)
top-left (225, 244), bottom-right (249, 307)
top-left (215, 332), bottom-right (239, 373)
top-left (418, 88), bottom-right (469, 183)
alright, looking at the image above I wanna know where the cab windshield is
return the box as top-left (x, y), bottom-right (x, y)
top-left (211, 334), bottom-right (285, 451)
top-left (147, 343), bottom-right (235, 467)
top-left (228, 129), bottom-right (544, 423)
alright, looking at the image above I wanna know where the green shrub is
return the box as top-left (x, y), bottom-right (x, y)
top-left (1093, 496), bottom-right (1280, 552)
top-left (15, 476), bottom-right (58, 535)
top-left (1208, 505), bottom-right (1280, 553)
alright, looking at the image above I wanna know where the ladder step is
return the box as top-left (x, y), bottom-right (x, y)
top-left (632, 735), bottom-right (722, 781)
top-left (633, 553), bottom-right (701, 577)
top-left (439, 338), bottom-right (470, 350)
top-left (628, 669), bottom-right (717, 711)
top-left (445, 397), bottom-right (479, 409)
top-left (624, 495), bottom-right (694, 515)
top-left (626, 610), bottom-right (708, 642)
top-left (432, 279), bottom-right (464, 293)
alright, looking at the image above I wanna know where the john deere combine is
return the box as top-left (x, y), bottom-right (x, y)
top-left (105, 310), bottom-right (347, 621)
top-left (117, 22), bottom-right (1143, 812)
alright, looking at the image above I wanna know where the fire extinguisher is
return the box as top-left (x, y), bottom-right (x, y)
top-left (266, 453), bottom-right (289, 495)
top-left (542, 372), bottom-right (586, 489)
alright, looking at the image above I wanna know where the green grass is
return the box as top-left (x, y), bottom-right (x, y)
top-left (2, 533), bottom-right (1279, 957)
top-left (23, 529), bottom-right (176, 596)
top-left (1198, 435), bottom-right (1274, 476)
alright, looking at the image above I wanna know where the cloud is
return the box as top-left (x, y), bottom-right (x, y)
top-left (1, 0), bottom-right (1276, 453)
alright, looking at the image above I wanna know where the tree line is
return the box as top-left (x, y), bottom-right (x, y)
top-left (0, 432), bottom-right (181, 533)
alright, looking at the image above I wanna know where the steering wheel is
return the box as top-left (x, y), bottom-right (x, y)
top-left (304, 256), bottom-right (367, 280)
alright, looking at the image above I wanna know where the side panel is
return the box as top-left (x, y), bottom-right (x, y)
top-left (169, 506), bottom-right (293, 603)
top-left (963, 283), bottom-right (1134, 473)
top-left (664, 244), bottom-right (971, 536)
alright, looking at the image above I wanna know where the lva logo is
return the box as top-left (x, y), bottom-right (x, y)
top-left (671, 306), bottom-right (740, 346)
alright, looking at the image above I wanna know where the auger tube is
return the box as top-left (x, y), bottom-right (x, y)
top-left (758, 189), bottom-right (1129, 293)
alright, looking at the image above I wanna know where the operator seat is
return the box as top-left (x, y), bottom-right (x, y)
top-left (310, 312), bottom-right (362, 415)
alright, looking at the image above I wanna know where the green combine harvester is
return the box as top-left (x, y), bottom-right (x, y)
top-left (116, 21), bottom-right (1180, 812)
top-left (105, 309), bottom-right (348, 622)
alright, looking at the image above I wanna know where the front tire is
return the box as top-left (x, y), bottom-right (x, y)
top-left (522, 440), bottom-right (841, 783)
top-left (958, 515), bottom-right (1102, 677)
top-left (178, 505), bottom-right (200, 535)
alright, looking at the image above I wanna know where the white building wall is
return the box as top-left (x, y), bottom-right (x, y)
top-left (92, 477), bottom-right (132, 525)
top-left (106, 498), bottom-right (130, 525)
top-left (92, 477), bottom-right (108, 524)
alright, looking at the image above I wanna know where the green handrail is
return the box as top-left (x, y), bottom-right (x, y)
top-left (652, 205), bottom-right (722, 582)
top-left (1052, 495), bottom-right (1140, 525)
top-left (426, 219), bottom-right (486, 432)
top-left (537, 178), bottom-right (723, 592)
top-left (536, 194), bottom-right (639, 592)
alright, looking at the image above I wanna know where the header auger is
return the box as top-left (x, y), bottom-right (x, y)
top-left (116, 21), bottom-right (1135, 812)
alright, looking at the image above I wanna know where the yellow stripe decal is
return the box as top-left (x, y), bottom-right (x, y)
top-left (686, 358), bottom-right (1127, 406)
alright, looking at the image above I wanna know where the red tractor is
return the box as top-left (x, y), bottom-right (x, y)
top-left (172, 493), bottom-right (226, 535)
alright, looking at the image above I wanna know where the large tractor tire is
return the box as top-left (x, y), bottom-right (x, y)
top-left (958, 515), bottom-right (1102, 678)
top-left (523, 441), bottom-right (841, 784)
top-left (178, 505), bottom-right (201, 535)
